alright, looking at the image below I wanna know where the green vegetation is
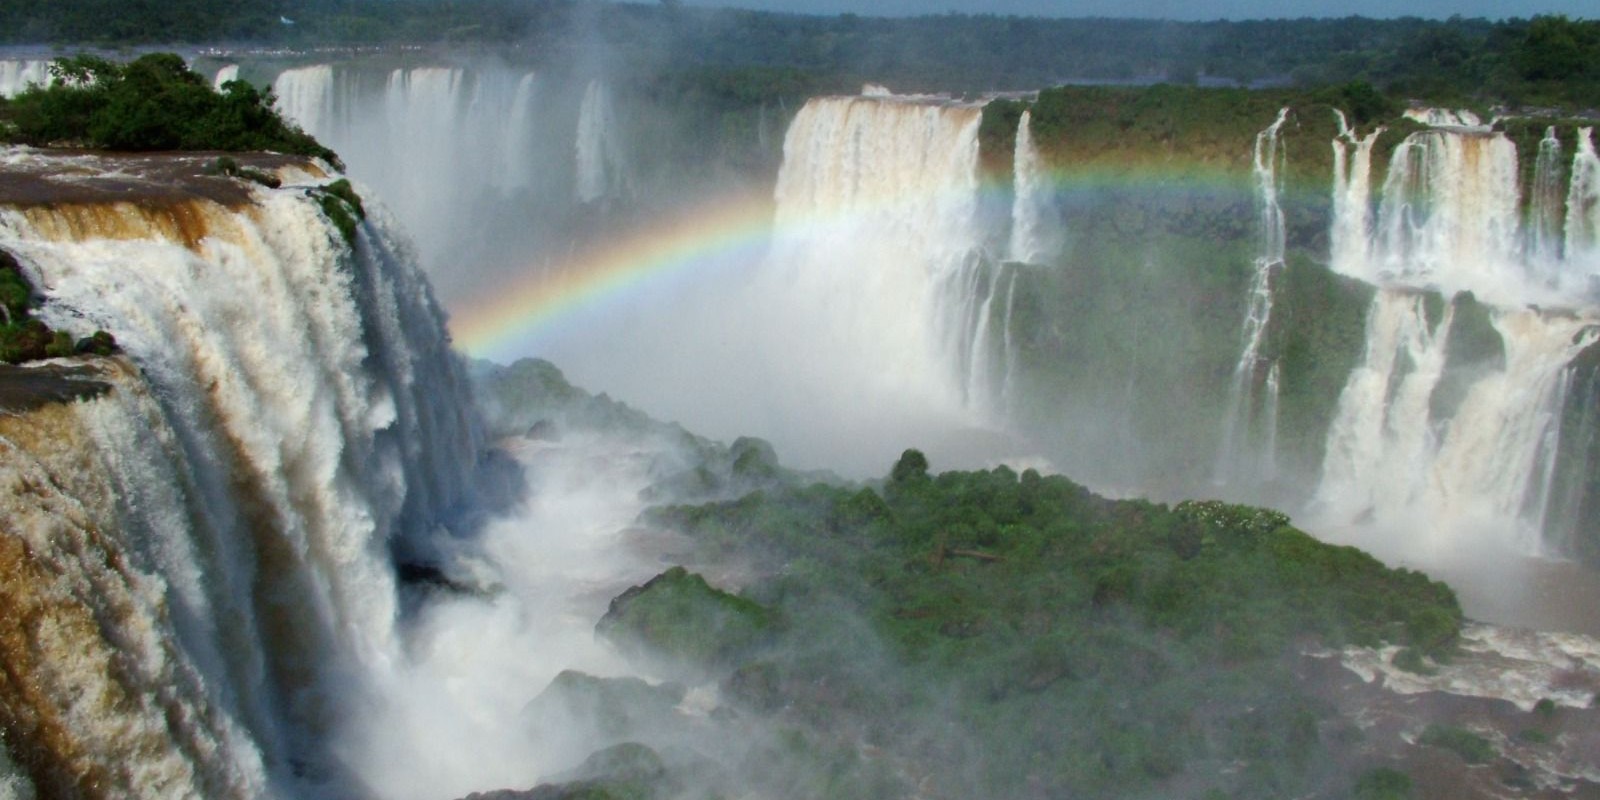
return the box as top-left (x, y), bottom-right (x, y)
top-left (4, 2), bottom-right (1596, 108)
top-left (0, 250), bottom-right (115, 364)
top-left (1353, 767), bottom-right (1413, 800)
top-left (596, 566), bottom-right (779, 670)
top-left (1418, 724), bottom-right (1496, 764)
top-left (205, 155), bottom-right (282, 188)
top-left (312, 178), bottom-right (365, 243)
top-left (0, 54), bottom-right (339, 167)
top-left (630, 452), bottom-right (1462, 798)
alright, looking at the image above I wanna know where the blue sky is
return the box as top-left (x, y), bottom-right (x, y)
top-left (674, 0), bottom-right (1595, 20)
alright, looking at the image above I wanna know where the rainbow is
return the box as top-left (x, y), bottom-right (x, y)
top-left (450, 192), bottom-right (778, 361)
top-left (448, 166), bottom-right (1265, 363)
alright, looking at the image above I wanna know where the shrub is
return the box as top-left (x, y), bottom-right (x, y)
top-left (3, 53), bottom-right (342, 168)
top-left (1418, 724), bottom-right (1495, 764)
top-left (1353, 767), bottom-right (1412, 799)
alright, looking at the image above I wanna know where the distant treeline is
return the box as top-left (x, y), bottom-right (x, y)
top-left (1, 0), bottom-right (1596, 108)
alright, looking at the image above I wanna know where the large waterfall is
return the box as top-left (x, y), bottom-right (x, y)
top-left (1315, 117), bottom-right (1600, 555)
top-left (272, 61), bottom-right (592, 294)
top-left (769, 92), bottom-right (1006, 419)
top-left (0, 150), bottom-right (480, 797)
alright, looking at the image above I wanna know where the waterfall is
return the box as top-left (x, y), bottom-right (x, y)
top-left (999, 269), bottom-right (1020, 416)
top-left (1528, 126), bottom-right (1566, 273)
top-left (0, 59), bottom-right (53, 97)
top-left (1330, 110), bottom-right (1383, 275)
top-left (271, 64), bottom-right (546, 278)
top-left (574, 79), bottom-right (628, 206)
top-left (1315, 291), bottom-right (1458, 531)
top-left (0, 150), bottom-right (480, 796)
top-left (1007, 110), bottom-right (1055, 264)
top-left (1370, 130), bottom-right (1523, 298)
top-left (1318, 116), bottom-right (1600, 555)
top-left (1214, 108), bottom-right (1289, 487)
top-left (769, 92), bottom-right (1000, 418)
top-left (1567, 128), bottom-right (1600, 269)
top-left (212, 63), bottom-right (241, 90)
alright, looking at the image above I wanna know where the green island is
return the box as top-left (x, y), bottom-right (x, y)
top-left (588, 451), bottom-right (1461, 799)
top-left (462, 359), bottom-right (1509, 800)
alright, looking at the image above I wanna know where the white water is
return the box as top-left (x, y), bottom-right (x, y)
top-left (1567, 128), bottom-right (1600, 270)
top-left (769, 93), bottom-right (999, 421)
top-left (1215, 108), bottom-right (1289, 488)
top-left (0, 59), bottom-right (52, 97)
top-left (574, 79), bottom-right (629, 206)
top-left (1007, 110), bottom-right (1056, 264)
top-left (0, 151), bottom-right (479, 796)
top-left (1528, 126), bottom-right (1566, 272)
top-left (1317, 117), bottom-right (1600, 560)
top-left (271, 64), bottom-right (554, 289)
top-left (212, 63), bottom-right (240, 90)
top-left (1315, 289), bottom-right (1598, 554)
top-left (1330, 110), bottom-right (1383, 276)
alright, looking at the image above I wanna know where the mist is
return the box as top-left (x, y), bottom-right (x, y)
top-left (138, 18), bottom-right (1600, 797)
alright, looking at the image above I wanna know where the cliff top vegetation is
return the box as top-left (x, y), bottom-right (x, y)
top-left (2, 1), bottom-right (1595, 110)
top-left (0, 53), bottom-right (340, 167)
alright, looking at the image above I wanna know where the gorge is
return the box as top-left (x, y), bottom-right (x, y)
top-left (1, 44), bottom-right (1599, 800)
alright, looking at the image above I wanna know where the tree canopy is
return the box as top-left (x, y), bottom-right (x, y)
top-left (0, 53), bottom-right (340, 166)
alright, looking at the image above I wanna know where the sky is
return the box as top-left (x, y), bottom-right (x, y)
top-left (675, 0), bottom-right (1596, 20)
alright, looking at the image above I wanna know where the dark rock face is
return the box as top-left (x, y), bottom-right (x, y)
top-left (0, 363), bottom-right (110, 412)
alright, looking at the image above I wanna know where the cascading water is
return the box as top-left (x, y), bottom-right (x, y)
top-left (212, 63), bottom-right (240, 90)
top-left (574, 79), bottom-right (628, 206)
top-left (1316, 116), bottom-right (1600, 556)
top-left (768, 92), bottom-right (1003, 419)
top-left (1007, 109), bottom-right (1056, 264)
top-left (1330, 110), bottom-right (1383, 275)
top-left (0, 59), bottom-right (52, 97)
top-left (0, 150), bottom-right (480, 797)
top-left (271, 64), bottom-right (549, 284)
top-left (1369, 128), bottom-right (1524, 299)
top-left (1214, 108), bottom-right (1289, 488)
top-left (1528, 126), bottom-right (1566, 272)
top-left (1567, 127), bottom-right (1600, 268)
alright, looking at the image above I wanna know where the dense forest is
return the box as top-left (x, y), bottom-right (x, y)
top-left (1, 0), bottom-right (1596, 109)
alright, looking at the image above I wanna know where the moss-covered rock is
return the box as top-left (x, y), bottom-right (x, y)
top-left (458, 743), bottom-right (668, 800)
top-left (525, 671), bottom-right (685, 742)
top-left (596, 567), bottom-right (778, 670)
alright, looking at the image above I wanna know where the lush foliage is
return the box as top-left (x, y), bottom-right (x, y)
top-left (0, 54), bottom-right (339, 166)
top-left (628, 453), bottom-right (1462, 798)
top-left (4, 2), bottom-right (1596, 108)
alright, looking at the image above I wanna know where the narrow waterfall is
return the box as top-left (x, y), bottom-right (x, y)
top-left (1567, 127), bottom-right (1600, 268)
top-left (574, 79), bottom-right (629, 206)
top-left (1528, 126), bottom-right (1566, 272)
top-left (0, 151), bottom-right (481, 797)
top-left (1330, 109), bottom-right (1383, 275)
top-left (1214, 108), bottom-right (1289, 487)
top-left (1008, 109), bottom-right (1055, 264)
